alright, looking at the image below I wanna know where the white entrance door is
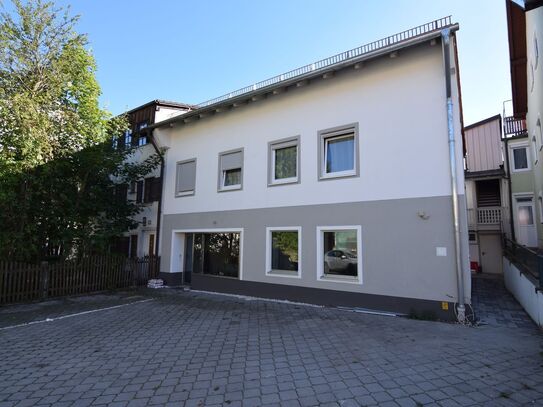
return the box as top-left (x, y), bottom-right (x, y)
top-left (515, 196), bottom-right (537, 247)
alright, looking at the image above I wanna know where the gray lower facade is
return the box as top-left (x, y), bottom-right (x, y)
top-left (160, 195), bottom-right (469, 320)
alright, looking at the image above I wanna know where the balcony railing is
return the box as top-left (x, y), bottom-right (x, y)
top-left (468, 207), bottom-right (504, 227)
top-left (504, 116), bottom-right (527, 136)
top-left (196, 16), bottom-right (453, 108)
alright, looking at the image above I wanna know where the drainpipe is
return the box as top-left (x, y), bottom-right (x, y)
top-left (441, 28), bottom-right (466, 323)
top-left (148, 129), bottom-right (164, 258)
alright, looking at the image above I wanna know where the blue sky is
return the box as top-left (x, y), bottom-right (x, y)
top-left (53, 0), bottom-right (510, 125)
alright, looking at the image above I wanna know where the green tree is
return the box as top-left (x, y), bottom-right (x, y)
top-left (0, 0), bottom-right (158, 261)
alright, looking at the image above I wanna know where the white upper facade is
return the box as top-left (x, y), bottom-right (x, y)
top-left (155, 29), bottom-right (464, 216)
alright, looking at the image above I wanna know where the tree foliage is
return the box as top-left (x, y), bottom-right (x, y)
top-left (0, 0), bottom-right (158, 261)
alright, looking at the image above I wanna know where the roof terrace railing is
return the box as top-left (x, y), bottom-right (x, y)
top-left (503, 116), bottom-right (528, 137)
top-left (197, 16), bottom-right (453, 108)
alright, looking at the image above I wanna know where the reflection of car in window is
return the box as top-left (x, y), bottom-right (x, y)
top-left (324, 250), bottom-right (357, 276)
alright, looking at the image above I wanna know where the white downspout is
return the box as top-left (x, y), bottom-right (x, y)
top-left (441, 28), bottom-right (466, 323)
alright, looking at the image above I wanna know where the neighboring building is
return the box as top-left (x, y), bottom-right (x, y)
top-left (112, 100), bottom-right (193, 257)
top-left (464, 115), bottom-right (510, 274)
top-left (146, 17), bottom-right (470, 320)
top-left (506, 0), bottom-right (543, 248)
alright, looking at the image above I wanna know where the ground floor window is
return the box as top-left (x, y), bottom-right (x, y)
top-left (186, 232), bottom-right (240, 278)
top-left (266, 227), bottom-right (301, 277)
top-left (317, 226), bottom-right (362, 283)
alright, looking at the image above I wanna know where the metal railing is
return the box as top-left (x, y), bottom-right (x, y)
top-left (467, 207), bottom-right (504, 226)
top-left (197, 16), bottom-right (453, 108)
top-left (503, 116), bottom-right (527, 136)
top-left (503, 238), bottom-right (543, 288)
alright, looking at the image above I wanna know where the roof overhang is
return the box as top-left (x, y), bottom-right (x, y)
top-left (463, 114), bottom-right (502, 131)
top-left (506, 0), bottom-right (528, 119)
top-left (150, 20), bottom-right (459, 131)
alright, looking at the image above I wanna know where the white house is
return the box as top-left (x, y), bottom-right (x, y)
top-left (149, 17), bottom-right (470, 321)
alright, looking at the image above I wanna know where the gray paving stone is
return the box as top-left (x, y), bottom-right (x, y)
top-left (0, 286), bottom-right (540, 407)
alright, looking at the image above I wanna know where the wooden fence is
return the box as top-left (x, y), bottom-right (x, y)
top-left (0, 255), bottom-right (160, 305)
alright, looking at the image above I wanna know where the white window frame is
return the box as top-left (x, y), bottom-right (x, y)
top-left (510, 143), bottom-right (531, 172)
top-left (316, 225), bottom-right (362, 284)
top-left (318, 123), bottom-right (359, 180)
top-left (265, 227), bottom-right (302, 279)
top-left (268, 137), bottom-right (300, 186)
top-left (175, 158), bottom-right (197, 197)
top-left (170, 228), bottom-right (244, 280)
top-left (124, 129), bottom-right (132, 147)
top-left (218, 149), bottom-right (243, 192)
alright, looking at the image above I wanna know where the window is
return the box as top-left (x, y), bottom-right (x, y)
top-left (512, 146), bottom-right (529, 171)
top-left (135, 178), bottom-right (160, 204)
top-left (266, 227), bottom-right (301, 278)
top-left (129, 181), bottom-right (136, 194)
top-left (317, 226), bottom-right (362, 283)
top-left (468, 232), bottom-right (477, 243)
top-left (268, 137), bottom-right (300, 185)
top-left (188, 232), bottom-right (240, 278)
top-left (518, 202), bottom-right (534, 226)
top-left (319, 123), bottom-right (359, 180)
top-left (124, 130), bottom-right (132, 147)
top-left (218, 149), bottom-right (243, 191)
top-left (137, 121), bottom-right (149, 146)
top-left (175, 159), bottom-right (197, 197)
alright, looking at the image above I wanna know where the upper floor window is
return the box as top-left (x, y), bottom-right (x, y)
top-left (218, 149), bottom-right (243, 191)
top-left (318, 123), bottom-right (359, 180)
top-left (512, 146), bottom-right (529, 171)
top-left (268, 137), bottom-right (300, 186)
top-left (175, 159), bottom-right (197, 197)
top-left (124, 130), bottom-right (132, 147)
top-left (137, 121), bottom-right (149, 146)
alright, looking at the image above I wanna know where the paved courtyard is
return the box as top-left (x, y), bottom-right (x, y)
top-left (0, 283), bottom-right (542, 407)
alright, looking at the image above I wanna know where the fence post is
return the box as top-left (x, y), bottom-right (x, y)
top-left (538, 255), bottom-right (543, 289)
top-left (40, 261), bottom-right (49, 301)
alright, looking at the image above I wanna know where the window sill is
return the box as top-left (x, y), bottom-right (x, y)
top-left (318, 275), bottom-right (361, 284)
top-left (268, 178), bottom-right (299, 187)
top-left (266, 270), bottom-right (301, 279)
top-left (319, 171), bottom-right (358, 181)
top-left (175, 191), bottom-right (195, 198)
top-left (218, 185), bottom-right (242, 193)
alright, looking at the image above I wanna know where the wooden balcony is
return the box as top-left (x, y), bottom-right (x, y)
top-left (504, 116), bottom-right (527, 137)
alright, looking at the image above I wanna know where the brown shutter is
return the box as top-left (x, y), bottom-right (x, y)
top-left (144, 177), bottom-right (153, 203)
top-left (136, 180), bottom-right (144, 203)
top-left (150, 177), bottom-right (162, 202)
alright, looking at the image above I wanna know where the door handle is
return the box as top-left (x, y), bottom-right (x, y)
top-left (482, 251), bottom-right (486, 255)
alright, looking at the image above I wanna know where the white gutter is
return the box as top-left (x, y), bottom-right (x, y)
top-left (441, 28), bottom-right (466, 323)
